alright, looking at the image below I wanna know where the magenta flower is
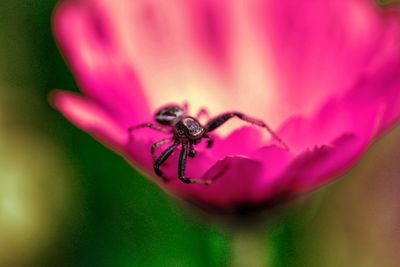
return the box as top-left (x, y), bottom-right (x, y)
top-left (51, 0), bottom-right (400, 213)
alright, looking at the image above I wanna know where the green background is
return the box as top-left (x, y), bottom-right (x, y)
top-left (1, 1), bottom-right (400, 266)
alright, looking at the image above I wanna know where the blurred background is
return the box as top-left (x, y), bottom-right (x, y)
top-left (1, 1), bottom-right (400, 266)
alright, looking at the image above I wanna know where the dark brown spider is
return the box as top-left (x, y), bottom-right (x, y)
top-left (128, 105), bottom-right (288, 185)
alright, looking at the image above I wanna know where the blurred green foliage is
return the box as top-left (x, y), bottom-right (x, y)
top-left (377, 0), bottom-right (400, 6)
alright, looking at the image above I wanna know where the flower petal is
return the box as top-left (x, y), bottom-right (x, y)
top-left (260, 0), bottom-right (400, 117)
top-left (277, 133), bottom-right (363, 196)
top-left (53, 0), bottom-right (151, 126)
top-left (278, 60), bottom-right (400, 152)
top-left (50, 90), bottom-right (127, 148)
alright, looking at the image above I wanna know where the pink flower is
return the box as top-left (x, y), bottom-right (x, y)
top-left (51, 0), bottom-right (400, 213)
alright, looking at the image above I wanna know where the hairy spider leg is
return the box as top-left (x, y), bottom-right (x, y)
top-left (179, 142), bottom-right (212, 185)
top-left (154, 141), bottom-right (179, 182)
top-left (205, 112), bottom-right (289, 150)
top-left (151, 138), bottom-right (172, 161)
top-left (204, 133), bottom-right (215, 148)
top-left (128, 123), bottom-right (170, 133)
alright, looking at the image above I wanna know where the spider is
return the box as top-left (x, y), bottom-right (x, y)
top-left (128, 105), bottom-right (288, 185)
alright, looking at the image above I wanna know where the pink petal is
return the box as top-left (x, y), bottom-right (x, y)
top-left (259, 0), bottom-right (400, 118)
top-left (279, 60), bottom-right (400, 152)
top-left (50, 90), bottom-right (127, 148)
top-left (54, 0), bottom-right (151, 126)
top-left (53, 0), bottom-right (288, 125)
top-left (277, 133), bottom-right (363, 196)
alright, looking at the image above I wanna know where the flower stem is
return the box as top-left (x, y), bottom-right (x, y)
top-left (231, 226), bottom-right (271, 267)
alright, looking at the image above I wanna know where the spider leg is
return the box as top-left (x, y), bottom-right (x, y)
top-left (188, 142), bottom-right (196, 158)
top-left (204, 134), bottom-right (214, 148)
top-left (196, 107), bottom-right (210, 122)
top-left (151, 138), bottom-right (172, 161)
top-left (182, 101), bottom-right (189, 113)
top-left (128, 123), bottom-right (170, 133)
top-left (178, 143), bottom-right (212, 185)
top-left (153, 141), bottom-right (179, 182)
top-left (205, 112), bottom-right (289, 150)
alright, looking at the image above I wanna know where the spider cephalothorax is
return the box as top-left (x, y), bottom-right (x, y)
top-left (129, 104), bottom-right (288, 185)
